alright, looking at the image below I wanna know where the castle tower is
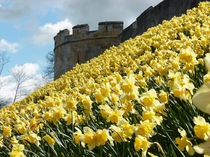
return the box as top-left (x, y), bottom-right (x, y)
top-left (54, 21), bottom-right (123, 80)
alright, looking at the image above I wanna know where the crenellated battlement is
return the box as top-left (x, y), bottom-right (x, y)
top-left (98, 21), bottom-right (123, 32)
top-left (72, 24), bottom-right (89, 35)
top-left (54, 29), bottom-right (70, 48)
top-left (54, 21), bottom-right (123, 79)
top-left (54, 21), bottom-right (123, 48)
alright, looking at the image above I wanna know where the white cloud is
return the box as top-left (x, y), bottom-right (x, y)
top-left (0, 39), bottom-right (19, 53)
top-left (0, 0), bottom-right (163, 27)
top-left (0, 0), bottom-right (163, 46)
top-left (29, 0), bottom-right (162, 45)
top-left (32, 18), bottom-right (73, 45)
top-left (0, 63), bottom-right (48, 105)
top-left (0, 0), bottom-right (64, 21)
top-left (61, 0), bottom-right (163, 29)
top-left (11, 63), bottom-right (39, 76)
top-left (0, 0), bottom-right (30, 21)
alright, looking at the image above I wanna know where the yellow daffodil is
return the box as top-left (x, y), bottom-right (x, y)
top-left (95, 129), bottom-right (113, 146)
top-left (109, 109), bottom-right (124, 123)
top-left (0, 2), bottom-right (209, 156)
top-left (110, 125), bottom-right (127, 143)
top-left (66, 111), bottom-right (78, 125)
top-left (192, 82), bottom-right (210, 115)
top-left (10, 151), bottom-right (26, 157)
top-left (135, 120), bottom-right (155, 138)
top-left (10, 136), bottom-right (19, 145)
top-left (52, 107), bottom-right (66, 122)
top-left (193, 53), bottom-right (210, 114)
top-left (134, 135), bottom-right (151, 157)
top-left (140, 89), bottom-right (157, 107)
top-left (100, 83), bottom-right (111, 97)
top-left (43, 133), bottom-right (56, 146)
top-left (175, 129), bottom-right (194, 155)
top-left (10, 144), bottom-right (25, 157)
top-left (22, 132), bottom-right (41, 146)
top-left (66, 98), bottom-right (77, 110)
top-left (193, 116), bottom-right (210, 140)
top-left (159, 90), bottom-right (168, 104)
top-left (83, 127), bottom-right (96, 150)
top-left (94, 90), bottom-right (106, 104)
top-left (73, 127), bottom-right (84, 145)
top-left (121, 74), bottom-right (137, 94)
top-left (204, 53), bottom-right (210, 71)
top-left (117, 118), bottom-right (135, 139)
top-left (179, 47), bottom-right (197, 64)
top-left (98, 104), bottom-right (112, 119)
top-left (82, 95), bottom-right (93, 109)
top-left (3, 126), bottom-right (12, 138)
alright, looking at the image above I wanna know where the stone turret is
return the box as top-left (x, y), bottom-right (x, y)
top-left (73, 24), bottom-right (89, 35)
top-left (54, 29), bottom-right (69, 48)
top-left (54, 21), bottom-right (123, 80)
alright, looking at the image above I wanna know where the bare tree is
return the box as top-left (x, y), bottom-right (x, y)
top-left (0, 52), bottom-right (49, 107)
top-left (0, 52), bottom-right (9, 107)
top-left (0, 52), bottom-right (9, 75)
top-left (0, 51), bottom-right (52, 106)
top-left (11, 68), bottom-right (30, 104)
top-left (0, 52), bottom-right (9, 82)
top-left (43, 51), bottom-right (54, 79)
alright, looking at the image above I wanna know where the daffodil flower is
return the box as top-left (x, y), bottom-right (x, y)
top-left (192, 82), bottom-right (210, 115)
top-left (192, 53), bottom-right (210, 115)
top-left (175, 129), bottom-right (194, 155)
top-left (134, 135), bottom-right (151, 157)
top-left (204, 53), bottom-right (210, 71)
top-left (193, 116), bottom-right (210, 140)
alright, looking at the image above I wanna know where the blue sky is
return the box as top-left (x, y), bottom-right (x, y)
top-left (0, 0), bottom-right (162, 104)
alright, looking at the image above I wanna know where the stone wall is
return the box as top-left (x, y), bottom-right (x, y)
top-left (54, 21), bottom-right (123, 80)
top-left (54, 0), bottom-right (209, 80)
top-left (118, 0), bottom-right (208, 43)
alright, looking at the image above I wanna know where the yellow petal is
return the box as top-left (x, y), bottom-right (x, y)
top-left (204, 53), bottom-right (210, 72)
top-left (178, 129), bottom-right (186, 137)
top-left (192, 82), bottom-right (210, 115)
top-left (186, 145), bottom-right (195, 156)
top-left (148, 152), bottom-right (158, 157)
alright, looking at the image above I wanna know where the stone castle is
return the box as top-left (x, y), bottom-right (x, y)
top-left (54, 21), bottom-right (123, 79)
top-left (54, 0), bottom-right (207, 80)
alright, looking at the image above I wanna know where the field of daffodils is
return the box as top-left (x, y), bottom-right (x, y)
top-left (0, 2), bottom-right (209, 157)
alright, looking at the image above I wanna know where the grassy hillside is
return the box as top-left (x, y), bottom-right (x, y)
top-left (0, 2), bottom-right (209, 157)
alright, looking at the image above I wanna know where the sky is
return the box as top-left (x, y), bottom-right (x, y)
top-left (0, 0), bottom-right (162, 104)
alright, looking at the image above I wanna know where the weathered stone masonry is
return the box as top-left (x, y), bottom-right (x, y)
top-left (118, 0), bottom-right (208, 43)
top-left (54, 21), bottom-right (123, 80)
